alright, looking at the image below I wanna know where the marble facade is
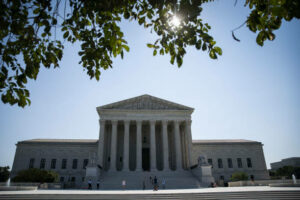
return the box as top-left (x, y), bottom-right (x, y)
top-left (11, 95), bottom-right (269, 189)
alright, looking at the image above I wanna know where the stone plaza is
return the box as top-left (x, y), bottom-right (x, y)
top-left (1, 187), bottom-right (300, 200)
top-left (11, 95), bottom-right (269, 189)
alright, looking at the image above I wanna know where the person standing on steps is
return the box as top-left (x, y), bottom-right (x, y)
top-left (122, 179), bottom-right (126, 190)
top-left (143, 179), bottom-right (146, 190)
top-left (153, 176), bottom-right (158, 191)
top-left (96, 180), bottom-right (100, 189)
top-left (162, 178), bottom-right (166, 189)
top-left (88, 179), bottom-right (92, 190)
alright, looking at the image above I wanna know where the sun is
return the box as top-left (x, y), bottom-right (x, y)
top-left (170, 15), bottom-right (181, 28)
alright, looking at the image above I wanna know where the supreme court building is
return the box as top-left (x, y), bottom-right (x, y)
top-left (11, 95), bottom-right (269, 189)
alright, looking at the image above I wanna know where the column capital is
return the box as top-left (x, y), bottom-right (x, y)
top-left (124, 120), bottom-right (130, 125)
top-left (111, 120), bottom-right (118, 125)
top-left (162, 119), bottom-right (168, 125)
top-left (136, 119), bottom-right (142, 124)
top-left (185, 119), bottom-right (192, 126)
top-left (150, 119), bottom-right (156, 125)
top-left (99, 119), bottom-right (106, 125)
top-left (174, 119), bottom-right (181, 125)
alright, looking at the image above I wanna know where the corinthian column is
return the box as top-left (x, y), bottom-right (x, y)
top-left (97, 119), bottom-right (105, 168)
top-left (150, 120), bottom-right (157, 171)
top-left (136, 120), bottom-right (142, 171)
top-left (110, 120), bottom-right (118, 171)
top-left (174, 120), bottom-right (182, 170)
top-left (185, 119), bottom-right (192, 169)
top-left (162, 120), bottom-right (169, 171)
top-left (123, 120), bottom-right (130, 171)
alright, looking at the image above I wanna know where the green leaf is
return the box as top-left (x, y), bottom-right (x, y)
top-left (147, 43), bottom-right (154, 48)
top-left (33, 8), bottom-right (40, 14)
top-left (267, 32), bottom-right (275, 41)
top-left (202, 43), bottom-right (207, 51)
top-left (63, 31), bottom-right (69, 39)
top-left (170, 55), bottom-right (175, 64)
top-left (176, 55), bottom-right (183, 67)
top-left (214, 46), bottom-right (222, 55)
top-left (256, 31), bottom-right (265, 46)
top-left (159, 49), bottom-right (164, 55)
top-left (122, 45), bottom-right (130, 52)
top-left (153, 49), bottom-right (157, 56)
top-left (195, 40), bottom-right (202, 50)
top-left (209, 50), bottom-right (217, 59)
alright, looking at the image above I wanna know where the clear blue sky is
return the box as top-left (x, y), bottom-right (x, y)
top-left (0, 1), bottom-right (299, 169)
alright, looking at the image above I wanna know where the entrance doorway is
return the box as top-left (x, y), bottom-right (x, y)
top-left (142, 148), bottom-right (150, 171)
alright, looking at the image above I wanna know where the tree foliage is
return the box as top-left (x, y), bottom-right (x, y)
top-left (0, 166), bottom-right (10, 182)
top-left (11, 168), bottom-right (58, 183)
top-left (273, 166), bottom-right (300, 179)
top-left (0, 0), bottom-right (299, 107)
top-left (244, 0), bottom-right (300, 46)
top-left (230, 172), bottom-right (249, 181)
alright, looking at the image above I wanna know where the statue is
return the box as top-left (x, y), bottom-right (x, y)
top-left (197, 155), bottom-right (208, 166)
top-left (86, 152), bottom-right (99, 178)
top-left (191, 155), bottom-right (215, 186)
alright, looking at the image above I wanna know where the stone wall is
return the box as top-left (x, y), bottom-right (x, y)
top-left (228, 179), bottom-right (300, 187)
top-left (11, 139), bottom-right (270, 188)
top-left (11, 141), bottom-right (97, 188)
top-left (191, 141), bottom-right (270, 183)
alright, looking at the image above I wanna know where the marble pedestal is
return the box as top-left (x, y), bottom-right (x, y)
top-left (191, 165), bottom-right (215, 187)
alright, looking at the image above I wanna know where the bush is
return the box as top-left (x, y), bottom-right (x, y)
top-left (274, 166), bottom-right (300, 179)
top-left (230, 172), bottom-right (249, 181)
top-left (12, 168), bottom-right (58, 183)
top-left (0, 166), bottom-right (10, 182)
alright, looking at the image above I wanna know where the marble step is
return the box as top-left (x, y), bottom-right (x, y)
top-left (1, 191), bottom-right (300, 200)
top-left (98, 171), bottom-right (201, 189)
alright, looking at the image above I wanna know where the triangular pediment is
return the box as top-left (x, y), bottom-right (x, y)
top-left (98, 95), bottom-right (193, 111)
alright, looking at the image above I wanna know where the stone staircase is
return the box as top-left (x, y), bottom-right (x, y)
top-left (1, 190), bottom-right (300, 199)
top-left (99, 170), bottom-right (201, 190)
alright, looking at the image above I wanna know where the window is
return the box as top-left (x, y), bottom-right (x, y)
top-left (40, 158), bottom-right (46, 169)
top-left (220, 175), bottom-right (224, 180)
top-left (143, 136), bottom-right (147, 143)
top-left (208, 158), bottom-right (213, 168)
top-left (62, 159), bottom-right (67, 169)
top-left (60, 177), bottom-right (64, 182)
top-left (72, 159), bottom-right (78, 169)
top-left (83, 159), bottom-right (88, 169)
top-left (82, 177), bottom-right (85, 182)
top-left (29, 158), bottom-right (35, 168)
top-left (227, 158), bottom-right (233, 168)
top-left (237, 158), bottom-right (243, 168)
top-left (218, 159), bottom-right (223, 168)
top-left (250, 175), bottom-right (254, 180)
top-left (108, 157), bottom-right (110, 162)
top-left (71, 177), bottom-right (76, 182)
top-left (120, 157), bottom-right (123, 162)
top-left (51, 159), bottom-right (56, 169)
top-left (247, 158), bottom-right (252, 168)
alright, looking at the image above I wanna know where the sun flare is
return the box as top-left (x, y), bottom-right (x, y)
top-left (170, 15), bottom-right (181, 27)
